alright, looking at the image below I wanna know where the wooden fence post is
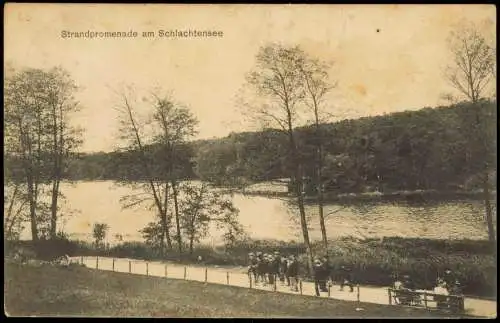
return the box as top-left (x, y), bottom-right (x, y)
top-left (249, 273), bottom-right (253, 289)
top-left (423, 292), bottom-right (428, 309)
top-left (273, 275), bottom-right (277, 291)
top-left (128, 260), bottom-right (131, 273)
top-left (388, 288), bottom-right (392, 305)
top-left (299, 280), bottom-right (303, 295)
top-left (357, 284), bottom-right (360, 303)
top-left (112, 258), bottom-right (115, 272)
top-left (146, 262), bottom-right (149, 276)
top-left (328, 283), bottom-right (331, 297)
top-left (184, 266), bottom-right (187, 280)
top-left (96, 256), bottom-right (99, 269)
top-left (205, 268), bottom-right (208, 283)
top-left (226, 272), bottom-right (230, 285)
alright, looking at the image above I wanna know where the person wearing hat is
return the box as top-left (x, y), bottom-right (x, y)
top-left (433, 278), bottom-right (449, 309)
top-left (403, 274), bottom-right (416, 291)
top-left (266, 254), bottom-right (276, 286)
top-left (339, 264), bottom-right (354, 292)
top-left (443, 269), bottom-right (455, 291)
top-left (321, 256), bottom-right (333, 288)
top-left (448, 280), bottom-right (464, 312)
top-left (269, 252), bottom-right (281, 287)
top-left (279, 254), bottom-right (288, 285)
top-left (313, 258), bottom-right (327, 296)
top-left (286, 255), bottom-right (299, 292)
top-left (256, 252), bottom-right (266, 285)
top-left (247, 252), bottom-right (258, 283)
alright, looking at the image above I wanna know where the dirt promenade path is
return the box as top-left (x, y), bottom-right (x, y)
top-left (73, 256), bottom-right (496, 318)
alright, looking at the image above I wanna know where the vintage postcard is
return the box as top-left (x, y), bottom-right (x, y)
top-left (4, 3), bottom-right (496, 318)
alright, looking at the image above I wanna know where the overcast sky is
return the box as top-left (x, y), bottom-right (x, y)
top-left (4, 4), bottom-right (496, 153)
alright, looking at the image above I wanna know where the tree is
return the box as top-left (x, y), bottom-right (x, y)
top-left (179, 182), bottom-right (243, 255)
top-left (140, 221), bottom-right (164, 250)
top-left (44, 68), bottom-right (83, 239)
top-left (4, 67), bottom-right (81, 241)
top-left (298, 52), bottom-right (336, 252)
top-left (115, 87), bottom-right (198, 257)
top-left (4, 181), bottom-right (28, 241)
top-left (242, 43), bottom-right (314, 273)
top-left (444, 21), bottom-right (496, 243)
top-left (115, 86), bottom-right (173, 256)
top-left (150, 95), bottom-right (198, 255)
top-left (92, 223), bottom-right (109, 249)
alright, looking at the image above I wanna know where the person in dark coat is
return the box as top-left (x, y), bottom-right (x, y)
top-left (269, 252), bottom-right (281, 286)
top-left (266, 254), bottom-right (276, 286)
top-left (247, 252), bottom-right (258, 282)
top-left (403, 274), bottom-right (416, 291)
top-left (313, 258), bottom-right (329, 296)
top-left (279, 255), bottom-right (289, 285)
top-left (339, 264), bottom-right (354, 292)
top-left (286, 255), bottom-right (299, 292)
top-left (443, 269), bottom-right (455, 290)
top-left (256, 252), bottom-right (266, 285)
top-left (321, 256), bottom-right (333, 283)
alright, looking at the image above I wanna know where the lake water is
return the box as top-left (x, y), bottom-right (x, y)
top-left (15, 181), bottom-right (496, 245)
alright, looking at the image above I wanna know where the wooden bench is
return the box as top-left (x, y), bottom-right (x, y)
top-left (388, 288), bottom-right (465, 313)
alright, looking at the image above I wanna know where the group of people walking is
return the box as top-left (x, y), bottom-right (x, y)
top-left (247, 251), bottom-right (300, 291)
top-left (247, 251), bottom-right (355, 296)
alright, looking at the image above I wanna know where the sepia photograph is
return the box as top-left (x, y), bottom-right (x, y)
top-left (3, 3), bottom-right (497, 318)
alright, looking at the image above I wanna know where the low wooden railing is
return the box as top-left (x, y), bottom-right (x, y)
top-left (388, 288), bottom-right (465, 312)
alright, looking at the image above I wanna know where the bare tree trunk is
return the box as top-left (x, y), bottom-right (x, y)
top-left (483, 169), bottom-right (495, 243)
top-left (295, 174), bottom-right (314, 274)
top-left (314, 119), bottom-right (328, 252)
top-left (317, 150), bottom-right (328, 252)
top-left (161, 182), bottom-right (172, 254)
top-left (287, 113), bottom-right (314, 274)
top-left (473, 105), bottom-right (496, 246)
top-left (27, 174), bottom-right (38, 241)
top-left (5, 183), bottom-right (20, 236)
top-left (50, 180), bottom-right (60, 238)
top-left (122, 95), bottom-right (168, 247)
top-left (189, 235), bottom-right (194, 255)
top-left (21, 125), bottom-right (39, 242)
top-left (171, 180), bottom-right (183, 255)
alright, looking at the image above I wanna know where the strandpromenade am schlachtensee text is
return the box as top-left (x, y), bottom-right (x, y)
top-left (61, 29), bottom-right (224, 39)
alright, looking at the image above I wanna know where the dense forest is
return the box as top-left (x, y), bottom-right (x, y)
top-left (64, 100), bottom-right (496, 194)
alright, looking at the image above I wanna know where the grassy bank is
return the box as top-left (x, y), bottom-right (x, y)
top-left (6, 236), bottom-right (495, 299)
top-left (5, 262), bottom-right (474, 317)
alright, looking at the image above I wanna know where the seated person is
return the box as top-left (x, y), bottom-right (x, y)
top-left (433, 278), bottom-right (450, 309)
top-left (396, 275), bottom-right (418, 306)
top-left (448, 281), bottom-right (464, 312)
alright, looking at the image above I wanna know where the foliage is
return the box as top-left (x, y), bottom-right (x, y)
top-left (62, 101), bottom-right (496, 196)
top-left (139, 222), bottom-right (164, 250)
top-left (4, 66), bottom-right (82, 240)
top-left (178, 182), bottom-right (244, 254)
top-left (92, 223), bottom-right (109, 249)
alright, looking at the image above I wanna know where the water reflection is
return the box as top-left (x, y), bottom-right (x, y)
top-left (16, 181), bottom-right (496, 245)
